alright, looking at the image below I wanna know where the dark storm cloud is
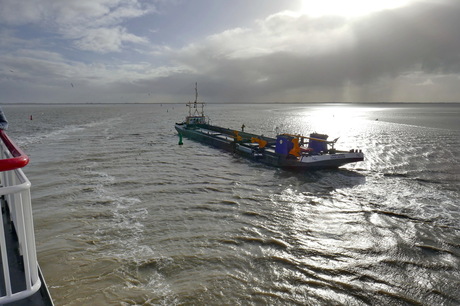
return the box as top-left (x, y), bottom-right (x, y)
top-left (170, 0), bottom-right (460, 102)
top-left (350, 1), bottom-right (460, 78)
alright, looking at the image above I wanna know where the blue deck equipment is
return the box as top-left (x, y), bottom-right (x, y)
top-left (307, 133), bottom-right (328, 153)
top-left (275, 135), bottom-right (294, 155)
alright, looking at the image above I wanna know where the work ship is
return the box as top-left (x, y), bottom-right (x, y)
top-left (175, 86), bottom-right (364, 170)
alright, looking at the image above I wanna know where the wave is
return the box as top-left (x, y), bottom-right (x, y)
top-left (24, 103), bottom-right (459, 305)
top-left (15, 116), bottom-right (122, 148)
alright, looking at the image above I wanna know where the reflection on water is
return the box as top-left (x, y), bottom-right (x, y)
top-left (297, 106), bottom-right (371, 136)
top-left (4, 103), bottom-right (459, 305)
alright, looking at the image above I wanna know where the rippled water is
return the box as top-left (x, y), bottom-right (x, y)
top-left (4, 103), bottom-right (460, 305)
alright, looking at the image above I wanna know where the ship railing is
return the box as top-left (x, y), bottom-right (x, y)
top-left (0, 130), bottom-right (42, 304)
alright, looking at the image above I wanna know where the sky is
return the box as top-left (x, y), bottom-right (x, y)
top-left (1, 0), bottom-right (460, 104)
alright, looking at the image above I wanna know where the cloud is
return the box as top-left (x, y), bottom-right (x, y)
top-left (74, 26), bottom-right (148, 53)
top-left (163, 0), bottom-right (460, 102)
top-left (1, 0), bottom-right (460, 103)
top-left (0, 47), bottom-right (175, 86)
top-left (0, 0), bottom-right (155, 54)
top-left (0, 41), bottom-right (191, 104)
top-left (0, 0), bottom-right (46, 25)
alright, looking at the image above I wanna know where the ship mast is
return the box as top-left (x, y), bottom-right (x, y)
top-left (192, 82), bottom-right (204, 117)
top-left (187, 82), bottom-right (205, 118)
top-left (195, 82), bottom-right (198, 103)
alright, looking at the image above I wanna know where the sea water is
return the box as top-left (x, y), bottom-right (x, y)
top-left (3, 103), bottom-right (460, 305)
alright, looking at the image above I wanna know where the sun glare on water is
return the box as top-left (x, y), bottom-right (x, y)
top-left (292, 105), bottom-right (373, 139)
top-left (299, 0), bottom-right (413, 17)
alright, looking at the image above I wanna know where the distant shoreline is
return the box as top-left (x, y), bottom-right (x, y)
top-left (3, 101), bottom-right (460, 106)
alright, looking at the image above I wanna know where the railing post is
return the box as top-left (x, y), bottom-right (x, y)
top-left (22, 188), bottom-right (39, 285)
top-left (0, 201), bottom-right (13, 297)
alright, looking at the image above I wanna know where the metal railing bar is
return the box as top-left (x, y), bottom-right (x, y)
top-left (0, 130), bottom-right (29, 172)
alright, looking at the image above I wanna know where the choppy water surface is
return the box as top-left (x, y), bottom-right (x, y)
top-left (4, 103), bottom-right (460, 305)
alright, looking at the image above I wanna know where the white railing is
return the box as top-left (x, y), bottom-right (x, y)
top-left (0, 130), bottom-right (42, 304)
